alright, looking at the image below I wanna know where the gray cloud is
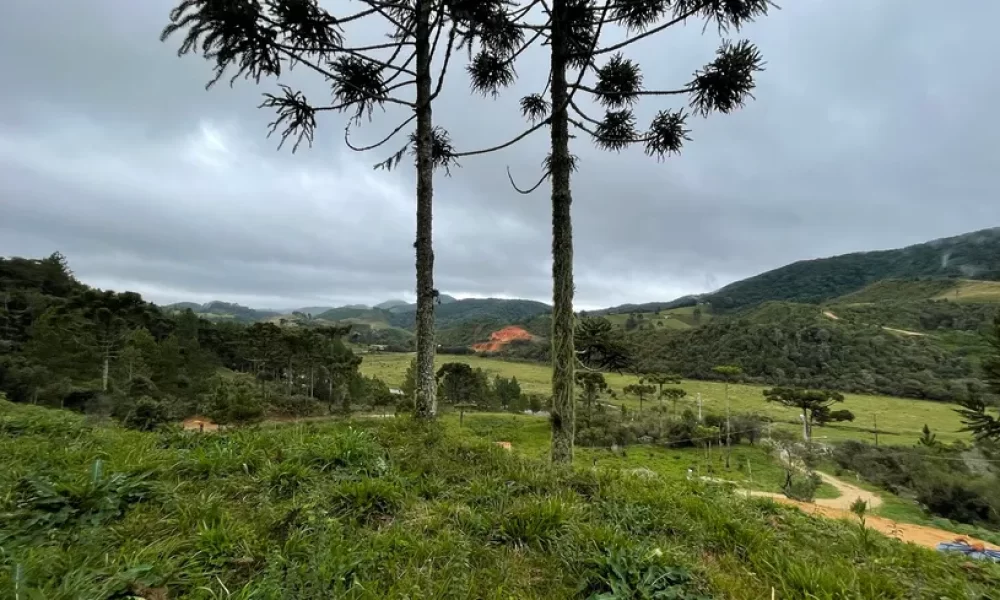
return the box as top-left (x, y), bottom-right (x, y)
top-left (2, 0), bottom-right (999, 311)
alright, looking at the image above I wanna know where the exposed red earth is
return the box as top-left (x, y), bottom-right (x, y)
top-left (471, 325), bottom-right (534, 352)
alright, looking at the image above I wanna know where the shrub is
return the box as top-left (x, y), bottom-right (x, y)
top-left (268, 394), bottom-right (326, 418)
top-left (330, 478), bottom-right (405, 524)
top-left (784, 472), bottom-right (822, 502)
top-left (119, 396), bottom-right (170, 431)
top-left (203, 375), bottom-right (264, 426)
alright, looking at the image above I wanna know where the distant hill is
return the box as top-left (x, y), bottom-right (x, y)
top-left (316, 306), bottom-right (388, 322)
top-left (165, 302), bottom-right (202, 311)
top-left (375, 295), bottom-right (458, 312)
top-left (290, 305), bottom-right (338, 314)
top-left (592, 296), bottom-right (700, 316)
top-left (375, 299), bottom-right (410, 310)
top-left (700, 227), bottom-right (1000, 312)
top-left (387, 298), bottom-right (551, 329)
top-left (164, 301), bottom-right (280, 322)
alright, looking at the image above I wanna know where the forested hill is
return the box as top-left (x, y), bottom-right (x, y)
top-left (0, 253), bottom-right (380, 422)
top-left (627, 301), bottom-right (998, 403)
top-left (699, 227), bottom-right (1000, 312)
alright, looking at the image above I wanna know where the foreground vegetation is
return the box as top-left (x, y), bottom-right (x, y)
top-left (3, 400), bottom-right (999, 599)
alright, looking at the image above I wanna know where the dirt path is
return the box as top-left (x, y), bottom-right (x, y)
top-left (733, 472), bottom-right (998, 551)
top-left (881, 326), bottom-right (926, 336)
top-left (821, 309), bottom-right (926, 336)
top-left (740, 471), bottom-right (881, 510)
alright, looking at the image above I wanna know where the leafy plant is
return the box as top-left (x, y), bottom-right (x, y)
top-left (579, 547), bottom-right (710, 600)
top-left (3, 459), bottom-right (152, 542)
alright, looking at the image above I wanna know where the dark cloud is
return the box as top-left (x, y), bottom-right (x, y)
top-left (2, 0), bottom-right (998, 311)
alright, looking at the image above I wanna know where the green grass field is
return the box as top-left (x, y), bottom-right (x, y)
top-left (452, 413), bottom-right (839, 499)
top-left (935, 279), bottom-right (1000, 303)
top-left (361, 353), bottom-right (970, 445)
top-left (3, 400), bottom-right (998, 599)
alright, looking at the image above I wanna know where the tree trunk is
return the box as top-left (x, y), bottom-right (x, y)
top-left (802, 407), bottom-right (810, 441)
top-left (102, 353), bottom-right (110, 392)
top-left (725, 383), bottom-right (732, 469)
top-left (340, 381), bottom-right (350, 415)
top-left (548, 0), bottom-right (575, 464)
top-left (413, 0), bottom-right (437, 420)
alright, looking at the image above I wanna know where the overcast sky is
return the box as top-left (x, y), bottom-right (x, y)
top-left (1, 1), bottom-right (998, 311)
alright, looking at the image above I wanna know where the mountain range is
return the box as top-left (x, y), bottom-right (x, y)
top-left (166, 226), bottom-right (1000, 327)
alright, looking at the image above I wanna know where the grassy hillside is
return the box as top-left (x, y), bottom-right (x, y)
top-left (702, 227), bottom-right (1000, 312)
top-left (592, 296), bottom-right (700, 316)
top-left (360, 353), bottom-right (969, 445)
top-left (3, 401), bottom-right (998, 599)
top-left (832, 279), bottom-right (958, 304)
top-left (935, 279), bottom-right (1000, 303)
top-left (832, 278), bottom-right (1000, 305)
top-left (602, 305), bottom-right (709, 331)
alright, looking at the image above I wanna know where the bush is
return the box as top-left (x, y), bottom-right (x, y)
top-left (119, 396), bottom-right (170, 432)
top-left (203, 375), bottom-right (264, 426)
top-left (784, 472), bottom-right (822, 502)
top-left (268, 394), bottom-right (326, 418)
top-left (916, 477), bottom-right (1000, 527)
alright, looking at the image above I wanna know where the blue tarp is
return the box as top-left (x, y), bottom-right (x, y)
top-left (936, 541), bottom-right (1000, 563)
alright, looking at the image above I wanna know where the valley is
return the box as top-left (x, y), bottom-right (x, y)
top-left (3, 228), bottom-right (1000, 597)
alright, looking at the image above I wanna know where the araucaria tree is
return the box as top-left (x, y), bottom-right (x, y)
top-left (763, 387), bottom-right (846, 442)
top-left (469, 0), bottom-right (772, 462)
top-left (575, 370), bottom-right (611, 417)
top-left (623, 382), bottom-right (655, 413)
top-left (956, 313), bottom-right (1000, 442)
top-left (161, 0), bottom-right (531, 419)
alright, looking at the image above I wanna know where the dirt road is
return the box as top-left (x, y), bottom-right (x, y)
top-left (734, 472), bottom-right (998, 551)
top-left (820, 309), bottom-right (926, 336)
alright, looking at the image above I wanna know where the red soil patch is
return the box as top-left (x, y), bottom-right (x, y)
top-left (181, 416), bottom-right (219, 432)
top-left (471, 325), bottom-right (534, 352)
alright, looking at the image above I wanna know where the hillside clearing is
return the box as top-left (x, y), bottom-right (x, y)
top-left (933, 279), bottom-right (1000, 303)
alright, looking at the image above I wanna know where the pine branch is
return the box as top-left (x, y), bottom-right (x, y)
top-left (507, 166), bottom-right (549, 194)
top-left (588, 4), bottom-right (702, 56)
top-left (341, 40), bottom-right (415, 52)
top-left (382, 43), bottom-right (417, 87)
top-left (572, 82), bottom-right (691, 98)
top-left (344, 114), bottom-right (417, 152)
top-left (569, 98), bottom-right (602, 125)
top-left (451, 119), bottom-right (550, 158)
top-left (431, 26), bottom-right (459, 101)
top-left (334, 7), bottom-right (380, 25)
top-left (276, 41), bottom-right (416, 76)
top-left (357, 0), bottom-right (417, 38)
top-left (273, 45), bottom-right (416, 108)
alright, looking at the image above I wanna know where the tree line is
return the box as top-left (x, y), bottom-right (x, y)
top-left (0, 254), bottom-right (400, 428)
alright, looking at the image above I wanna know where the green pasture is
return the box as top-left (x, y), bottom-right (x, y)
top-left (360, 353), bottom-right (970, 445)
